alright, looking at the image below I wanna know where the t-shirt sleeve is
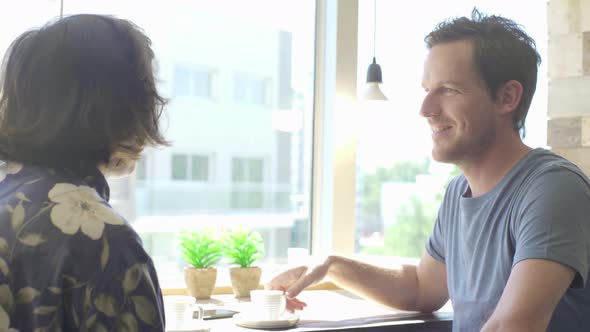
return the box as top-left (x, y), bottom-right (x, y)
top-left (513, 167), bottom-right (590, 288)
top-left (426, 177), bottom-right (461, 264)
top-left (426, 214), bottom-right (446, 263)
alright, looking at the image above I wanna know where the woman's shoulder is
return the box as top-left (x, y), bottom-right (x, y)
top-left (0, 163), bottom-right (140, 273)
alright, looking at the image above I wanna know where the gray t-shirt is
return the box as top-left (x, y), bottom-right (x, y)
top-left (426, 148), bottom-right (590, 331)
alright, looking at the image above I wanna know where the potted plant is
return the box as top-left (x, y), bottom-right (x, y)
top-left (179, 229), bottom-right (223, 299)
top-left (223, 226), bottom-right (265, 298)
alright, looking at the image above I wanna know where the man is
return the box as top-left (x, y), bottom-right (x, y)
top-left (268, 9), bottom-right (590, 332)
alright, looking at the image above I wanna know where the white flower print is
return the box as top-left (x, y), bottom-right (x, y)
top-left (49, 183), bottom-right (124, 240)
top-left (0, 305), bottom-right (17, 332)
top-left (0, 162), bottom-right (22, 183)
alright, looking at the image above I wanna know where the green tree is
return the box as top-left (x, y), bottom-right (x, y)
top-left (359, 159), bottom-right (430, 219)
top-left (363, 195), bottom-right (440, 257)
top-left (360, 161), bottom-right (459, 258)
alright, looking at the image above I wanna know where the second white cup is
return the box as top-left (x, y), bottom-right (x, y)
top-left (164, 295), bottom-right (204, 329)
top-left (249, 290), bottom-right (286, 321)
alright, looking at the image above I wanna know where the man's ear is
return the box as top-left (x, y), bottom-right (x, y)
top-left (496, 80), bottom-right (523, 115)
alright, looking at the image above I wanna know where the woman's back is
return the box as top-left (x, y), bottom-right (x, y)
top-left (0, 162), bottom-right (165, 330)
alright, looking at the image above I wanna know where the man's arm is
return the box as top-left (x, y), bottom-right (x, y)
top-left (326, 252), bottom-right (448, 312)
top-left (270, 251), bottom-right (448, 312)
top-left (481, 259), bottom-right (575, 332)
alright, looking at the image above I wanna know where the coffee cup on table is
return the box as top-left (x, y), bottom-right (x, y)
top-left (249, 290), bottom-right (286, 321)
top-left (164, 295), bottom-right (204, 329)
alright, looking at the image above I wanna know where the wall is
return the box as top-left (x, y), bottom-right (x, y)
top-left (548, 0), bottom-right (590, 173)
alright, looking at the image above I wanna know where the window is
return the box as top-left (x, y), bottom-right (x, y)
top-left (173, 67), bottom-right (190, 95)
top-left (136, 157), bottom-right (147, 181)
top-left (58, 0), bottom-right (317, 287)
top-left (51, 0), bottom-right (549, 290)
top-left (232, 157), bottom-right (264, 183)
top-left (231, 157), bottom-right (265, 209)
top-left (233, 73), bottom-right (269, 106)
top-left (171, 154), bottom-right (188, 180)
top-left (173, 65), bottom-right (214, 99)
top-left (354, 0), bottom-right (548, 258)
top-left (191, 155), bottom-right (209, 181)
top-left (171, 154), bottom-right (210, 181)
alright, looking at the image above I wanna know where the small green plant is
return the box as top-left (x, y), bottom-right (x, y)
top-left (179, 229), bottom-right (223, 269)
top-left (222, 227), bottom-right (264, 267)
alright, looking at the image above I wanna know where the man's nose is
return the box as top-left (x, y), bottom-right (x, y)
top-left (419, 93), bottom-right (440, 118)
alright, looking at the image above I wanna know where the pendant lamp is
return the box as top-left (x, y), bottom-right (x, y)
top-left (363, 0), bottom-right (387, 101)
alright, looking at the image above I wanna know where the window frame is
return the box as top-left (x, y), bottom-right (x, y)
top-left (231, 156), bottom-right (266, 184)
top-left (310, 0), bottom-right (359, 256)
top-left (232, 71), bottom-right (273, 107)
top-left (170, 152), bottom-right (214, 183)
top-left (172, 63), bottom-right (217, 101)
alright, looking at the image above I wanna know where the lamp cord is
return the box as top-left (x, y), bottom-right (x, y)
top-left (373, 0), bottom-right (377, 59)
top-left (60, 0), bottom-right (63, 18)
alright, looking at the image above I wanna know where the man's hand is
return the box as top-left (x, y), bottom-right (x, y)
top-left (266, 261), bottom-right (332, 311)
top-left (266, 253), bottom-right (448, 314)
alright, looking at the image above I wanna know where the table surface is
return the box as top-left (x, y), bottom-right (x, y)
top-left (192, 290), bottom-right (453, 331)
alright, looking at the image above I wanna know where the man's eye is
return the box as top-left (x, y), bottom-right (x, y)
top-left (441, 87), bottom-right (457, 94)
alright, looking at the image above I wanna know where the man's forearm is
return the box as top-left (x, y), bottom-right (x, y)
top-left (324, 255), bottom-right (422, 311)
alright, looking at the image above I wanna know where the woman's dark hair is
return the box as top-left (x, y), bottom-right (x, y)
top-left (0, 14), bottom-right (169, 167)
top-left (424, 8), bottom-right (541, 137)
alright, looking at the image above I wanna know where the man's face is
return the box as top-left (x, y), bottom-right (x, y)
top-left (420, 39), bottom-right (499, 165)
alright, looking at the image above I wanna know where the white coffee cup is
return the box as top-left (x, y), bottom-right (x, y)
top-left (249, 290), bottom-right (286, 321)
top-left (164, 295), bottom-right (204, 329)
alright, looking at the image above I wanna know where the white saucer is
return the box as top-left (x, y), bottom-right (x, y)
top-left (165, 321), bottom-right (210, 332)
top-left (234, 312), bottom-right (299, 329)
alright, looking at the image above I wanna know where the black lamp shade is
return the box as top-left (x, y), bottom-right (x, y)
top-left (366, 57), bottom-right (383, 83)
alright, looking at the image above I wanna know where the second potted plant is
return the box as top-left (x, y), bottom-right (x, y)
top-left (223, 226), bottom-right (265, 298)
top-left (179, 229), bottom-right (223, 299)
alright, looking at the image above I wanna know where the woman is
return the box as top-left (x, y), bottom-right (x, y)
top-left (0, 14), bottom-right (169, 331)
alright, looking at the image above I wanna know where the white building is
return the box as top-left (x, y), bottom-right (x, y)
top-left (107, 9), bottom-right (314, 281)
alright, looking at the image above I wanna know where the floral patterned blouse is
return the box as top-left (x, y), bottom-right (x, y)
top-left (0, 162), bottom-right (165, 332)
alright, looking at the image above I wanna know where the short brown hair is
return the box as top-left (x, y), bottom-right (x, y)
top-left (0, 14), bottom-right (169, 167)
top-left (425, 8), bottom-right (541, 137)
